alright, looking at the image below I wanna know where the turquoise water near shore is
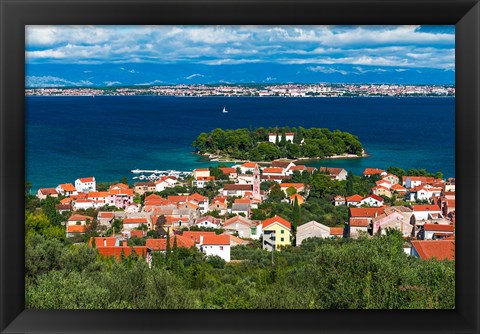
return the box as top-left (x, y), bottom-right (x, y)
top-left (26, 96), bottom-right (454, 191)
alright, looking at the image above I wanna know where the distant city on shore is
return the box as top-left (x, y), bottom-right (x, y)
top-left (26, 83), bottom-right (455, 97)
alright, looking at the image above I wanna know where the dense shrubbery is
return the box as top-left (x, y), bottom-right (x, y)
top-left (26, 230), bottom-right (454, 309)
top-left (192, 127), bottom-right (363, 161)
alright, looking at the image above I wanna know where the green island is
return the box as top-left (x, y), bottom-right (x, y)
top-left (192, 127), bottom-right (364, 162)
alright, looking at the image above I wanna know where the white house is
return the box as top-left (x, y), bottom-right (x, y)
top-left (422, 223), bottom-right (454, 240)
top-left (195, 216), bottom-right (222, 229)
top-left (360, 194), bottom-right (384, 207)
top-left (199, 234), bottom-right (231, 262)
top-left (122, 217), bottom-right (149, 230)
top-left (268, 132), bottom-right (294, 144)
top-left (411, 205), bottom-right (442, 221)
top-left (56, 183), bottom-right (77, 196)
top-left (333, 195), bottom-right (346, 206)
top-left (296, 221), bottom-right (331, 245)
top-left (73, 199), bottom-right (95, 210)
top-left (75, 177), bottom-right (96, 193)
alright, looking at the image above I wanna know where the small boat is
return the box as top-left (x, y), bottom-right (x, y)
top-left (222, 106), bottom-right (228, 113)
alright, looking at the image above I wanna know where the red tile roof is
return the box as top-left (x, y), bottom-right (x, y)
top-left (349, 218), bottom-right (370, 227)
top-left (223, 184), bottom-right (253, 191)
top-left (90, 237), bottom-right (117, 247)
top-left (411, 240), bottom-right (455, 260)
top-left (423, 224), bottom-right (454, 232)
top-left (280, 183), bottom-right (304, 189)
top-left (146, 236), bottom-right (195, 250)
top-left (129, 230), bottom-right (146, 238)
top-left (66, 225), bottom-right (88, 233)
top-left (330, 227), bottom-right (344, 235)
top-left (363, 168), bottom-right (385, 175)
top-left (241, 162), bottom-right (257, 168)
top-left (68, 214), bottom-right (94, 222)
top-left (78, 177), bottom-right (95, 183)
top-left (411, 205), bottom-right (441, 212)
top-left (96, 246), bottom-right (148, 258)
top-left (59, 183), bottom-right (76, 192)
top-left (262, 215), bottom-right (291, 230)
top-left (98, 211), bottom-right (115, 219)
top-left (349, 207), bottom-right (385, 218)
top-left (219, 167), bottom-right (237, 174)
top-left (182, 231), bottom-right (216, 243)
top-left (123, 217), bottom-right (148, 224)
top-left (202, 234), bottom-right (230, 245)
top-left (87, 191), bottom-right (109, 198)
top-left (364, 194), bottom-right (384, 202)
top-left (263, 167), bottom-right (284, 174)
top-left (346, 194), bottom-right (364, 202)
top-left (39, 188), bottom-right (58, 195)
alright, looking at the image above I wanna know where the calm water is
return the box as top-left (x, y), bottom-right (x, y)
top-left (26, 96), bottom-right (455, 190)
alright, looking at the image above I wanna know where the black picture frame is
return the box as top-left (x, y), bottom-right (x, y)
top-left (1, 0), bottom-right (479, 333)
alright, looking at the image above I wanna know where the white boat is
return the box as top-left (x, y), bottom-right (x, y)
top-left (222, 106), bottom-right (228, 113)
top-left (131, 169), bottom-right (142, 173)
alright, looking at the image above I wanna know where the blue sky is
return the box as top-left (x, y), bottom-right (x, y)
top-left (25, 25), bottom-right (455, 87)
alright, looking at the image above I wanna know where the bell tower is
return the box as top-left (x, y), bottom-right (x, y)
top-left (253, 163), bottom-right (261, 201)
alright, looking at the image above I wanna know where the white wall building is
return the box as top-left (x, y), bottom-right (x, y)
top-left (199, 234), bottom-right (231, 262)
top-left (75, 177), bottom-right (96, 193)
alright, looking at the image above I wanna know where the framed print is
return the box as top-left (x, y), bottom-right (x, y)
top-left (1, 0), bottom-right (479, 333)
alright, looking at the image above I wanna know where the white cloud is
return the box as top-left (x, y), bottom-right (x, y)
top-left (104, 81), bottom-right (122, 86)
top-left (134, 79), bottom-right (164, 86)
top-left (307, 66), bottom-right (348, 75)
top-left (185, 73), bottom-right (204, 80)
top-left (26, 75), bottom-right (93, 87)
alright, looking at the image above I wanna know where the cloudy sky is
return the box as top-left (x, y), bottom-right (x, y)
top-left (25, 25), bottom-right (455, 87)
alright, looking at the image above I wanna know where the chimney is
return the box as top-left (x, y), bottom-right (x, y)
top-left (122, 241), bottom-right (127, 247)
top-left (200, 235), bottom-right (204, 245)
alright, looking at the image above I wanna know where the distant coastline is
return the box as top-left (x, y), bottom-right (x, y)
top-left (25, 83), bottom-right (455, 98)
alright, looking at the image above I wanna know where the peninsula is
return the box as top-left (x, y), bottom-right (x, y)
top-left (192, 127), bottom-right (365, 162)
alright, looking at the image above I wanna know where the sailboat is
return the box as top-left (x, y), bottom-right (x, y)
top-left (222, 106), bottom-right (228, 113)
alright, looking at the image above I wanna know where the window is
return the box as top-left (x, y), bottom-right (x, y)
top-left (220, 246), bottom-right (224, 250)
top-left (281, 237), bottom-right (284, 242)
top-left (281, 230), bottom-right (284, 234)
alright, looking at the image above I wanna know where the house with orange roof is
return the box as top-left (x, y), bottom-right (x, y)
top-left (411, 204), bottom-right (442, 221)
top-left (348, 207), bottom-right (385, 238)
top-left (402, 176), bottom-right (437, 188)
top-left (55, 204), bottom-right (71, 214)
top-left (146, 235), bottom-right (195, 252)
top-left (193, 168), bottom-right (210, 179)
top-left (410, 240), bottom-right (454, 260)
top-left (56, 183), bottom-right (77, 196)
top-left (376, 180), bottom-right (392, 189)
top-left (122, 217), bottom-right (149, 230)
top-left (372, 210), bottom-right (413, 237)
top-left (329, 227), bottom-right (345, 238)
top-left (391, 183), bottom-right (407, 194)
top-left (261, 215), bottom-right (292, 251)
top-left (222, 184), bottom-right (253, 197)
top-left (363, 168), bottom-right (386, 177)
top-left (372, 185), bottom-right (392, 198)
top-left (75, 176), bottom-right (96, 193)
top-left (271, 159), bottom-right (296, 171)
top-left (237, 162), bottom-right (258, 174)
top-left (72, 198), bottom-right (96, 210)
top-left (97, 211), bottom-right (115, 226)
top-left (198, 234), bottom-right (231, 261)
top-left (134, 181), bottom-right (156, 195)
top-left (318, 167), bottom-right (348, 181)
top-left (346, 194), bottom-right (364, 207)
top-left (87, 191), bottom-right (110, 205)
top-left (66, 224), bottom-right (88, 238)
top-left (210, 197), bottom-right (228, 216)
top-left (182, 231), bottom-right (216, 243)
top-left (360, 194), bottom-right (384, 207)
top-left (333, 195), bottom-right (346, 206)
top-left (67, 214), bottom-right (94, 227)
top-left (92, 240), bottom-right (151, 261)
top-left (219, 167), bottom-right (238, 179)
top-left (192, 176), bottom-right (216, 189)
top-left (382, 173), bottom-right (399, 185)
top-left (107, 187), bottom-right (134, 209)
top-left (262, 167), bottom-right (286, 177)
top-left (36, 188), bottom-right (58, 200)
top-left (279, 183), bottom-right (305, 195)
top-left (290, 193), bottom-right (304, 205)
top-left (195, 216), bottom-right (222, 229)
top-left (223, 215), bottom-right (259, 239)
top-left (421, 223), bottom-right (454, 240)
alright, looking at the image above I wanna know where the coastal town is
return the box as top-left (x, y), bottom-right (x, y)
top-left (25, 83), bottom-right (455, 98)
top-left (33, 155), bottom-right (455, 263)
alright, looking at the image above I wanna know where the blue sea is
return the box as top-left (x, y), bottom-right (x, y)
top-left (26, 96), bottom-right (455, 191)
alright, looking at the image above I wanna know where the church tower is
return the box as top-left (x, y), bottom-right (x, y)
top-left (253, 163), bottom-right (261, 201)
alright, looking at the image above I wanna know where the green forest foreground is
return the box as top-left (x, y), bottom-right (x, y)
top-left (26, 222), bottom-right (454, 309)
